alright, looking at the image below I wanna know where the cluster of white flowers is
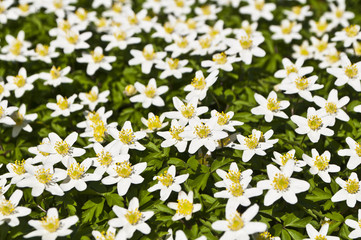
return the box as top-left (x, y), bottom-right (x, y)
top-left (0, 0), bottom-right (361, 239)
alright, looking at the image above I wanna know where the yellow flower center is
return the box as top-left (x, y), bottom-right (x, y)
top-left (314, 155), bottom-right (329, 171)
top-left (344, 64), bottom-right (358, 78)
top-left (175, 0), bottom-right (184, 7)
top-left (295, 76), bottom-right (309, 90)
top-left (194, 123), bottom-right (211, 138)
top-left (0, 85), bottom-right (3, 94)
top-left (97, 151), bottom-right (112, 166)
top-left (199, 36), bottom-right (212, 49)
top-left (180, 104), bottom-right (194, 119)
top-left (57, 97), bottom-right (69, 110)
top-left (209, 27), bottom-right (219, 38)
top-left (91, 51), bottom-right (104, 63)
top-left (142, 47), bottom-right (155, 61)
top-left (147, 116), bottom-right (162, 130)
top-left (53, 0), bottom-right (63, 9)
top-left (201, 5), bottom-right (211, 15)
top-left (273, 173), bottom-right (290, 191)
top-left (96, 18), bottom-right (107, 28)
top-left (12, 160), bottom-right (26, 175)
top-left (41, 216), bottom-right (60, 233)
top-left (227, 212), bottom-right (244, 231)
top-left (13, 111), bottom-right (24, 126)
top-left (258, 231), bottom-right (274, 240)
top-left (176, 37), bottom-right (188, 48)
top-left (66, 31), bottom-right (79, 44)
top-left (54, 140), bottom-right (70, 156)
top-left (67, 162), bottom-right (85, 180)
top-left (169, 126), bottom-right (184, 140)
top-left (124, 85), bottom-right (136, 96)
top-left (216, 111), bottom-right (230, 125)
top-left (118, 129), bottom-right (135, 145)
top-left (316, 21), bottom-right (328, 32)
top-left (191, 76), bottom-right (206, 90)
top-left (308, 115), bottom-right (322, 131)
top-left (91, 120), bottom-right (107, 142)
top-left (346, 179), bottom-right (360, 194)
top-left (86, 90), bottom-right (98, 102)
top-left (59, 20), bottom-right (71, 32)
top-left (292, 6), bottom-right (302, 15)
top-left (326, 52), bottom-right (340, 64)
top-left (88, 112), bottom-right (101, 123)
top-left (35, 168), bottom-right (53, 184)
top-left (242, 25), bottom-right (253, 36)
top-left (14, 75), bottom-right (26, 88)
top-left (354, 42), bottom-right (361, 56)
top-left (212, 52), bottom-right (227, 65)
top-left (19, 3), bottom-right (29, 12)
top-left (335, 9), bottom-right (343, 18)
top-left (128, 14), bottom-right (138, 25)
top-left (50, 66), bottom-right (61, 79)
top-left (281, 22), bottom-right (295, 35)
top-left (245, 134), bottom-right (259, 149)
top-left (75, 8), bottom-right (87, 21)
top-left (325, 102), bottom-right (337, 114)
top-left (254, 0), bottom-right (264, 11)
top-left (125, 209), bottom-right (142, 225)
top-left (355, 143), bottom-right (361, 157)
top-left (114, 30), bottom-right (126, 41)
top-left (229, 183), bottom-right (244, 197)
top-left (281, 153), bottom-right (296, 166)
top-left (344, 25), bottom-right (359, 38)
top-left (39, 142), bottom-right (50, 156)
top-left (114, 161), bottom-right (132, 178)
top-left (176, 199), bottom-right (193, 216)
top-left (239, 36), bottom-right (253, 49)
top-left (186, 19), bottom-right (196, 29)
top-left (112, 3), bottom-right (122, 13)
top-left (144, 85), bottom-right (156, 98)
top-left (267, 98), bottom-right (280, 112)
top-left (98, 231), bottom-right (115, 240)
top-left (167, 58), bottom-right (179, 70)
top-left (157, 171), bottom-right (174, 187)
top-left (0, 199), bottom-right (15, 216)
top-left (227, 170), bottom-right (241, 183)
top-left (164, 22), bottom-right (174, 34)
top-left (36, 44), bottom-right (49, 57)
top-left (10, 39), bottom-right (23, 56)
top-left (316, 41), bottom-right (328, 52)
top-left (286, 65), bottom-right (298, 75)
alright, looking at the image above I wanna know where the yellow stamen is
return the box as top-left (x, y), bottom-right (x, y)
top-left (227, 170), bottom-right (241, 183)
top-left (75, 8), bottom-right (87, 21)
top-left (113, 30), bottom-right (126, 41)
top-left (35, 168), bottom-right (53, 184)
top-left (267, 98), bottom-right (280, 112)
top-left (229, 182), bottom-right (244, 197)
top-left (212, 52), bottom-right (227, 65)
top-left (125, 209), bottom-right (142, 225)
top-left (118, 129), bottom-right (135, 145)
top-left (0, 199), bottom-right (15, 216)
top-left (147, 116), bottom-right (162, 130)
top-left (91, 50), bottom-right (104, 63)
top-left (216, 112), bottom-right (230, 125)
top-left (157, 170), bottom-right (174, 187)
top-left (10, 39), bottom-right (23, 56)
top-left (239, 36), bottom-right (253, 49)
top-left (346, 179), bottom-right (359, 194)
top-left (97, 151), bottom-right (112, 166)
top-left (169, 126), bottom-right (184, 140)
top-left (194, 123), bottom-right (210, 138)
top-left (325, 102), bottom-right (337, 114)
top-left (41, 216), bottom-right (60, 232)
top-left (54, 140), bottom-right (70, 156)
top-left (164, 22), bottom-right (174, 34)
top-left (307, 115), bottom-right (322, 130)
top-left (314, 155), bottom-right (329, 171)
top-left (176, 199), bottom-right (193, 215)
top-left (273, 173), bottom-right (289, 191)
top-left (14, 75), bottom-right (26, 88)
top-left (50, 66), bottom-right (61, 79)
top-left (191, 76), bottom-right (206, 90)
top-left (344, 64), bottom-right (358, 78)
top-left (254, 0), bottom-right (264, 11)
top-left (67, 162), bottom-right (85, 179)
top-left (11, 160), bottom-right (26, 175)
top-left (281, 153), bottom-right (296, 166)
top-left (86, 90), bottom-right (98, 102)
top-left (167, 58), bottom-right (179, 70)
top-left (199, 36), bottom-right (212, 49)
top-left (57, 97), bottom-right (68, 110)
top-left (114, 161), bottom-right (132, 178)
top-left (344, 25), bottom-right (359, 38)
top-left (281, 22), bottom-right (295, 35)
top-left (227, 211), bottom-right (244, 231)
top-left (286, 65), bottom-right (298, 75)
top-left (294, 76), bottom-right (309, 90)
top-left (244, 134), bottom-right (259, 149)
top-left (36, 44), bottom-right (49, 57)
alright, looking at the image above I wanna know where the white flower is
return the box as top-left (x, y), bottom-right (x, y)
top-left (165, 33), bottom-right (197, 58)
top-left (284, 5), bottom-right (313, 21)
top-left (130, 78), bottom-right (168, 108)
top-left (2, 159), bottom-right (31, 185)
top-left (180, 118), bottom-right (228, 154)
top-left (310, 35), bottom-right (335, 60)
top-left (164, 97), bottom-right (208, 126)
top-left (257, 162), bottom-right (310, 206)
top-left (331, 172), bottom-right (361, 208)
top-left (24, 208), bottom-right (79, 240)
top-left (194, 4), bottom-right (221, 21)
top-left (43, 0), bottom-right (76, 18)
top-left (305, 223), bottom-right (339, 240)
top-left (39, 66), bottom-right (73, 87)
top-left (281, 74), bottom-right (323, 102)
top-left (210, 110), bottom-right (243, 132)
top-left (0, 0), bottom-right (12, 24)
top-left (272, 149), bottom-right (306, 172)
top-left (77, 47), bottom-right (116, 76)
top-left (0, 178), bottom-right (10, 198)
top-left (108, 121), bottom-right (146, 154)
top-left (29, 44), bottom-right (59, 64)
top-left (324, 1), bottom-right (354, 28)
top-left (313, 89), bottom-right (350, 126)
top-left (0, 190), bottom-right (31, 227)
top-left (0, 100), bottom-right (17, 125)
top-left (148, 165), bottom-right (189, 201)
top-left (332, 25), bottom-right (361, 47)
top-left (0, 81), bottom-right (11, 100)
top-left (270, 20), bottom-right (302, 44)
top-left (163, 0), bottom-right (194, 17)
top-left (109, 197), bottom-right (154, 239)
top-left (318, 48), bottom-right (342, 69)
top-left (327, 53), bottom-right (361, 92)
top-left (152, 15), bottom-right (178, 43)
top-left (141, 112), bottom-right (168, 133)
top-left (184, 70), bottom-right (219, 101)
top-left (0, 30), bottom-right (31, 62)
top-left (92, 227), bottom-right (117, 240)
top-left (46, 94), bottom-right (83, 117)
top-left (129, 44), bottom-right (166, 74)
top-left (225, 30), bottom-right (265, 65)
top-left (233, 129), bottom-right (278, 162)
top-left (17, 165), bottom-right (66, 197)
top-left (101, 27), bottom-right (141, 51)
top-left (291, 107), bottom-right (334, 143)
top-left (212, 204), bottom-right (267, 240)
top-left (28, 138), bottom-right (52, 167)
top-left (274, 58), bottom-right (313, 83)
top-left (157, 119), bottom-right (188, 152)
top-left (191, 35), bottom-right (226, 56)
top-left (292, 40), bottom-right (313, 60)
top-left (37, 132), bottom-right (86, 167)
top-left (6, 67), bottom-right (38, 98)
top-left (67, 8), bottom-right (97, 30)
top-left (155, 58), bottom-right (192, 79)
top-left (201, 52), bottom-right (240, 72)
top-left (52, 29), bottom-right (92, 54)
top-left (92, 0), bottom-right (112, 8)
top-left (309, 17), bottom-right (333, 37)
top-left (215, 162), bottom-right (253, 188)
top-left (338, 137), bottom-right (361, 170)
top-left (240, 0), bottom-right (276, 21)
top-left (251, 91), bottom-right (289, 122)
top-left (345, 209), bottom-right (361, 239)
top-left (60, 158), bottom-right (101, 192)
top-left (10, 104), bottom-right (37, 137)
top-left (303, 149), bottom-right (340, 183)
top-left (79, 86), bottom-right (110, 111)
top-left (167, 191), bottom-right (201, 221)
